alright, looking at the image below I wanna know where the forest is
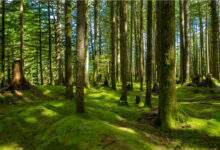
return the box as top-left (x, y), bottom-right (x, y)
top-left (0, 0), bottom-right (220, 149)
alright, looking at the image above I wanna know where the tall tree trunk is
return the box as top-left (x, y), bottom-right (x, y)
top-left (116, 1), bottom-right (120, 83)
top-left (179, 0), bottom-right (189, 83)
top-left (210, 0), bottom-right (219, 79)
top-left (159, 0), bottom-right (176, 130)
top-left (119, 0), bottom-right (128, 105)
top-left (1, 0), bottom-right (5, 86)
top-left (205, 9), bottom-right (210, 74)
top-left (84, 0), bottom-right (89, 88)
top-left (110, 0), bottom-right (116, 90)
top-left (139, 0), bottom-right (144, 91)
top-left (199, 12), bottom-right (205, 77)
top-left (39, 0), bottom-right (43, 85)
top-left (145, 0), bottom-right (152, 107)
top-left (55, 0), bottom-right (63, 85)
top-left (20, 0), bottom-right (24, 63)
top-left (48, 0), bottom-right (53, 85)
top-left (93, 0), bottom-right (99, 85)
top-left (129, 0), bottom-right (134, 89)
top-left (65, 0), bottom-right (73, 98)
top-left (76, 0), bottom-right (87, 113)
top-left (134, 2), bottom-right (139, 82)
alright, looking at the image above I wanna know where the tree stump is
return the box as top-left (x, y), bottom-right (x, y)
top-left (9, 60), bottom-right (31, 90)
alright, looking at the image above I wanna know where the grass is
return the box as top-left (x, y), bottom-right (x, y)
top-left (0, 83), bottom-right (220, 150)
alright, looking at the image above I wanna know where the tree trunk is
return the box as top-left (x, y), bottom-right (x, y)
top-left (38, 0), bottom-right (43, 85)
top-left (119, 0), bottom-right (128, 105)
top-left (210, 0), bottom-right (219, 79)
top-left (76, 0), bottom-right (88, 113)
top-left (1, 0), bottom-right (5, 86)
top-left (19, 0), bottom-right (24, 64)
top-left (110, 0), bottom-right (116, 90)
top-left (48, 0), bottom-right (53, 85)
top-left (93, 0), bottom-right (99, 85)
top-left (65, 0), bottom-right (73, 99)
top-left (139, 0), bottom-right (144, 91)
top-left (145, 0), bottom-right (152, 107)
top-left (55, 0), bottom-right (63, 85)
top-left (158, 0), bottom-right (176, 130)
top-left (199, 12), bottom-right (205, 77)
top-left (129, 0), bottom-right (134, 89)
top-left (85, 0), bottom-right (89, 88)
top-left (179, 0), bottom-right (189, 83)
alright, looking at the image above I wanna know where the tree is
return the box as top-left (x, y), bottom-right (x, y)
top-left (65, 0), bottom-right (73, 98)
top-left (129, 0), bottom-right (134, 89)
top-left (139, 0), bottom-right (144, 91)
top-left (158, 0), bottom-right (176, 130)
top-left (55, 0), bottom-right (63, 85)
top-left (20, 0), bottom-right (24, 63)
top-left (119, 0), bottom-right (128, 105)
top-left (48, 0), bottom-right (53, 85)
top-left (110, 0), bottom-right (116, 90)
top-left (210, 0), bottom-right (219, 79)
top-left (1, 0), bottom-right (5, 86)
top-left (179, 0), bottom-right (189, 83)
top-left (145, 0), bottom-right (152, 107)
top-left (93, 0), bottom-right (99, 85)
top-left (38, 0), bottom-right (43, 85)
top-left (76, 0), bottom-right (88, 113)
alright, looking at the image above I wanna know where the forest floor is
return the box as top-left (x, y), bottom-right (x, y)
top-left (0, 83), bottom-right (220, 150)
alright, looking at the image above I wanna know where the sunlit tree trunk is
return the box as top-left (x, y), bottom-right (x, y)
top-left (38, 0), bottom-right (43, 85)
top-left (76, 0), bottom-right (88, 113)
top-left (65, 0), bottom-right (73, 98)
top-left (48, 0), bottom-right (53, 85)
top-left (158, 0), bottom-right (176, 130)
top-left (210, 0), bottom-right (219, 79)
top-left (199, 12), bottom-right (205, 77)
top-left (119, 0), bottom-right (128, 105)
top-left (110, 0), bottom-right (116, 90)
top-left (145, 0), bottom-right (152, 107)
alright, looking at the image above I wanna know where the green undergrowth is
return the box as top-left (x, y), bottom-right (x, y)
top-left (0, 83), bottom-right (220, 149)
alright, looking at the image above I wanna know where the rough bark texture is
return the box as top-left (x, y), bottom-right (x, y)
top-left (210, 0), bottom-right (219, 79)
top-left (129, 0), bottom-right (134, 89)
top-left (119, 0), bottom-right (128, 105)
top-left (145, 0), bottom-right (152, 108)
top-left (65, 0), bottom-right (73, 99)
top-left (76, 0), bottom-right (87, 113)
top-left (110, 0), bottom-right (116, 90)
top-left (199, 12), bottom-right (205, 76)
top-left (48, 0), bottom-right (53, 85)
top-left (55, 0), bottom-right (63, 85)
top-left (159, 0), bottom-right (176, 130)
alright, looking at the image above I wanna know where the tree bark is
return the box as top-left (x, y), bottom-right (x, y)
top-left (48, 0), bottom-right (53, 85)
top-left (110, 0), bottom-right (116, 90)
top-left (93, 0), bottom-right (99, 85)
top-left (55, 0), bottom-right (63, 85)
top-left (139, 0), bottom-right (144, 91)
top-left (210, 0), bottom-right (219, 79)
top-left (65, 0), bottom-right (73, 98)
top-left (158, 0), bottom-right (176, 130)
top-left (129, 0), bottom-right (134, 89)
top-left (145, 0), bottom-right (152, 107)
top-left (38, 0), bottom-right (43, 85)
top-left (76, 0), bottom-right (88, 113)
top-left (199, 12), bottom-right (205, 76)
top-left (119, 0), bottom-right (128, 105)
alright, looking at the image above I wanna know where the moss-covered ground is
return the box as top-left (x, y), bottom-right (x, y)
top-left (0, 83), bottom-right (220, 150)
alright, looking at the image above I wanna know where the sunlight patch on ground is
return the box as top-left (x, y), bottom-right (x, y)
top-left (104, 122), bottom-right (136, 134)
top-left (49, 102), bottom-right (64, 108)
top-left (40, 106), bottom-right (58, 117)
top-left (24, 116), bottom-right (38, 123)
top-left (0, 143), bottom-right (23, 150)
